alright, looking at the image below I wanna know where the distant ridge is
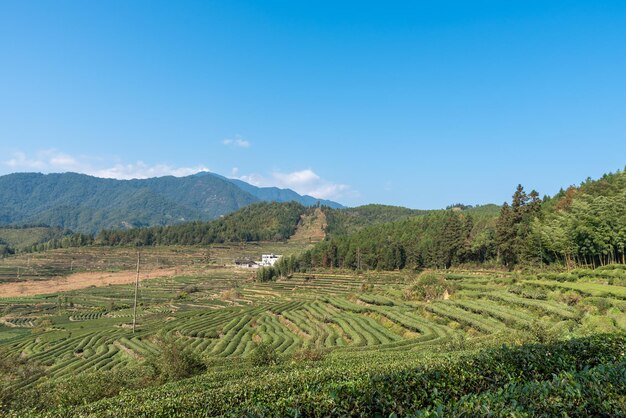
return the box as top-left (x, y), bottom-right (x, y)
top-left (196, 172), bottom-right (344, 209)
top-left (0, 171), bottom-right (344, 233)
top-left (227, 178), bottom-right (344, 209)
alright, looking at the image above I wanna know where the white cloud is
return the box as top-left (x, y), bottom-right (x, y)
top-left (2, 149), bottom-right (209, 180)
top-left (2, 150), bottom-right (352, 200)
top-left (236, 173), bottom-right (266, 187)
top-left (5, 150), bottom-right (79, 171)
top-left (91, 163), bottom-right (210, 180)
top-left (222, 138), bottom-right (250, 148)
top-left (234, 168), bottom-right (351, 200)
top-left (273, 169), bottom-right (320, 186)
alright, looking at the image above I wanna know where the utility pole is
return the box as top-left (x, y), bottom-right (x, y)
top-left (132, 251), bottom-right (140, 334)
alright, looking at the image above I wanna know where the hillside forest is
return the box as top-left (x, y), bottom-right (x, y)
top-left (3, 169), bottom-right (625, 273)
top-left (283, 169), bottom-right (626, 273)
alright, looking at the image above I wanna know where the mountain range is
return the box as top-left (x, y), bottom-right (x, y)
top-left (0, 172), bottom-right (343, 233)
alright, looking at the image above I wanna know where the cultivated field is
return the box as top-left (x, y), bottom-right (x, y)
top-left (1, 245), bottom-right (625, 415)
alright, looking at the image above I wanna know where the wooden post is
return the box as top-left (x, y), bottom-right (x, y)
top-left (132, 251), bottom-right (140, 334)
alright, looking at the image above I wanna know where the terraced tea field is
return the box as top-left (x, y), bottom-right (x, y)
top-left (1, 245), bottom-right (626, 400)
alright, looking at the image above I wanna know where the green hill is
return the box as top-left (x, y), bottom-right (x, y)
top-left (0, 172), bottom-right (343, 233)
top-left (95, 201), bottom-right (307, 246)
top-left (296, 169), bottom-right (625, 271)
top-left (78, 203), bottom-right (447, 248)
top-left (322, 204), bottom-right (428, 236)
top-left (0, 226), bottom-right (68, 250)
top-left (302, 205), bottom-right (498, 270)
top-left (0, 225), bottom-right (74, 255)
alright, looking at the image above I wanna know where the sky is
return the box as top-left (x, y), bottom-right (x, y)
top-left (1, 1), bottom-right (625, 208)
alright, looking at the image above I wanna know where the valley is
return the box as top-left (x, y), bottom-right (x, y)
top-left (4, 2), bottom-right (625, 415)
top-left (1, 241), bottom-right (625, 415)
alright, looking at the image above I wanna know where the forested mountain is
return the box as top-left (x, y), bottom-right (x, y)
top-left (292, 205), bottom-right (499, 271)
top-left (0, 172), bottom-right (342, 233)
top-left (57, 203), bottom-right (428, 248)
top-left (94, 202), bottom-right (306, 246)
top-left (9, 169), bottom-right (624, 271)
top-left (322, 204), bottom-right (428, 236)
top-left (274, 169), bottom-right (626, 272)
top-left (26, 202), bottom-right (439, 251)
top-left (0, 226), bottom-right (69, 254)
top-left (321, 204), bottom-right (500, 237)
top-left (226, 178), bottom-right (343, 209)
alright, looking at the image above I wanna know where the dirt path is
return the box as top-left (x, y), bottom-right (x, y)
top-left (0, 268), bottom-right (178, 297)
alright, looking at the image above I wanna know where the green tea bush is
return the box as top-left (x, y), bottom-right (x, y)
top-left (508, 284), bottom-right (547, 300)
top-left (416, 360), bottom-right (626, 417)
top-left (12, 366), bottom-right (154, 412)
top-left (58, 334), bottom-right (626, 417)
top-left (145, 335), bottom-right (206, 383)
top-left (291, 346), bottom-right (327, 363)
top-left (407, 272), bottom-right (456, 301)
top-left (558, 290), bottom-right (583, 306)
top-left (0, 349), bottom-right (45, 408)
top-left (585, 297), bottom-right (612, 314)
top-left (249, 341), bottom-right (280, 366)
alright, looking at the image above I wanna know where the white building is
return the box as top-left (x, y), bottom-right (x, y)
top-left (259, 254), bottom-right (281, 267)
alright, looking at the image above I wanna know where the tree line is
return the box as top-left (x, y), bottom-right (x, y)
top-left (532, 170), bottom-right (626, 268)
top-left (15, 169), bottom-right (626, 272)
top-left (94, 201), bottom-right (305, 246)
top-left (281, 169), bottom-right (625, 272)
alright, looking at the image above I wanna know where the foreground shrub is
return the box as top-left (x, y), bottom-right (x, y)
top-left (59, 333), bottom-right (626, 417)
top-left (14, 366), bottom-right (153, 411)
top-left (0, 348), bottom-right (43, 381)
top-left (291, 346), bottom-right (327, 363)
top-left (406, 272), bottom-right (456, 301)
top-left (249, 342), bottom-right (280, 366)
top-left (418, 360), bottom-right (626, 417)
top-left (146, 335), bottom-right (207, 383)
top-left (0, 349), bottom-right (45, 408)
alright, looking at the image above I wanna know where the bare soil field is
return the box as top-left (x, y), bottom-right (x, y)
top-left (0, 267), bottom-right (178, 297)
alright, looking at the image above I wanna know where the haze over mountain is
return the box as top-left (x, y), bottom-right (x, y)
top-left (200, 172), bottom-right (343, 209)
top-left (0, 171), bottom-right (343, 233)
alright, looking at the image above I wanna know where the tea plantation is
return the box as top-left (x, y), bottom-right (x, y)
top-left (1, 247), bottom-right (625, 416)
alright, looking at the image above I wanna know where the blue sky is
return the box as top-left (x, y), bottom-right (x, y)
top-left (1, 1), bottom-right (625, 208)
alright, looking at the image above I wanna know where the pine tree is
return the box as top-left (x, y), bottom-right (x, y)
top-left (496, 185), bottom-right (542, 267)
top-left (496, 202), bottom-right (517, 267)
